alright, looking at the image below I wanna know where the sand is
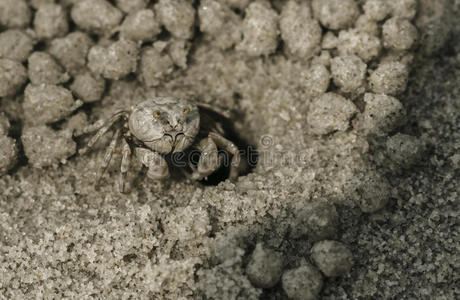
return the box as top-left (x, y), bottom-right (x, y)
top-left (0, 0), bottom-right (458, 299)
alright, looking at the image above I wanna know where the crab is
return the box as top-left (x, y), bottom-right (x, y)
top-left (76, 97), bottom-right (241, 193)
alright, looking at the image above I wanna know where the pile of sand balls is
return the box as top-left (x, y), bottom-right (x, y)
top-left (0, 0), bottom-right (423, 175)
top-left (196, 200), bottom-right (353, 299)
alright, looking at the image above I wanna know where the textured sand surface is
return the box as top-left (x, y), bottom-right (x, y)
top-left (0, 0), bottom-right (459, 299)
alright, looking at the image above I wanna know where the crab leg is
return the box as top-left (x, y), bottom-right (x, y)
top-left (95, 128), bottom-right (120, 184)
top-left (79, 112), bottom-right (127, 155)
top-left (74, 119), bottom-right (105, 137)
top-left (75, 111), bottom-right (129, 137)
top-left (119, 137), bottom-right (131, 193)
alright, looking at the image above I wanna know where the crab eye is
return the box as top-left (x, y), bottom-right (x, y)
top-left (183, 106), bottom-right (191, 115)
top-left (152, 110), bottom-right (162, 120)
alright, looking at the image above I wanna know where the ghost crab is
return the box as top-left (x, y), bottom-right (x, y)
top-left (77, 97), bottom-right (241, 193)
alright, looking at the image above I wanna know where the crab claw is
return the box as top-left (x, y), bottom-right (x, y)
top-left (135, 148), bottom-right (170, 180)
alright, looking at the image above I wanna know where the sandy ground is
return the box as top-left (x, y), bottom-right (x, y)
top-left (0, 0), bottom-right (459, 299)
top-left (321, 33), bottom-right (460, 300)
